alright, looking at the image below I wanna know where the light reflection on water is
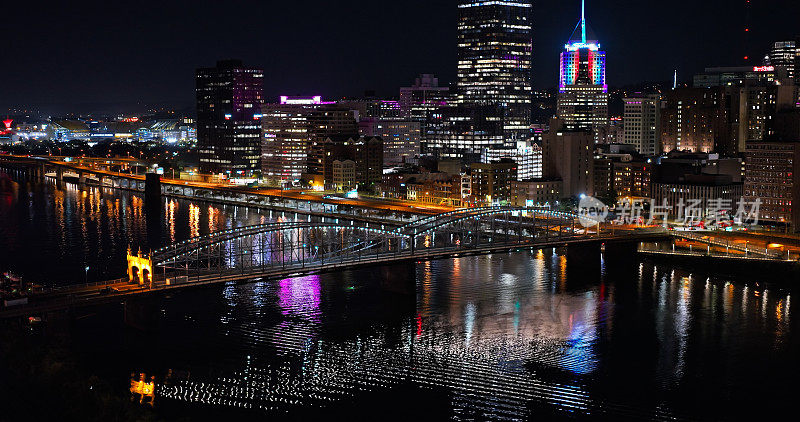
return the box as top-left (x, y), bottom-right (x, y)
top-left (0, 180), bottom-right (312, 285)
top-left (2, 178), bottom-right (798, 420)
top-left (115, 250), bottom-right (795, 421)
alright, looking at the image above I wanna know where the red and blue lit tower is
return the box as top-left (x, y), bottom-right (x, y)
top-left (556, 0), bottom-right (609, 141)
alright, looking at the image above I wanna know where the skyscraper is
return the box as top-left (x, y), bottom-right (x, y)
top-left (196, 59), bottom-right (264, 176)
top-left (556, 1), bottom-right (608, 142)
top-left (456, 0), bottom-right (532, 143)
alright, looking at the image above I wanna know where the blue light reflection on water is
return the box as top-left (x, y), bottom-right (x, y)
top-left (1, 179), bottom-right (798, 420)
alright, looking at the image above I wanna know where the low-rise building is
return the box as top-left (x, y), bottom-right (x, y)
top-left (470, 160), bottom-right (518, 205)
top-left (509, 179), bottom-right (563, 208)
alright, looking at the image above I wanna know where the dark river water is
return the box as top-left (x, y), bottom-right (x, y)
top-left (1, 178), bottom-right (797, 421)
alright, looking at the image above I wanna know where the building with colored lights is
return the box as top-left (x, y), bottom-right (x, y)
top-left (261, 97), bottom-right (359, 185)
top-left (555, 1), bottom-right (608, 142)
top-left (456, 0), bottom-right (532, 144)
top-left (623, 94), bottom-right (661, 155)
top-left (261, 102), bottom-right (315, 184)
top-left (196, 60), bottom-right (264, 176)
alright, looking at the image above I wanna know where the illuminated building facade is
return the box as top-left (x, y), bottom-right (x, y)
top-left (763, 40), bottom-right (799, 79)
top-left (359, 118), bottom-right (421, 165)
top-left (261, 97), bottom-right (359, 184)
top-left (623, 94), bottom-right (661, 155)
top-left (456, 0), bottom-right (532, 144)
top-left (555, 1), bottom-right (608, 142)
top-left (261, 102), bottom-right (314, 184)
top-left (196, 59), bottom-right (264, 176)
top-left (424, 104), bottom-right (505, 163)
top-left (660, 87), bottom-right (731, 154)
top-left (470, 160), bottom-right (518, 205)
top-left (481, 140), bottom-right (542, 180)
top-left (744, 141), bottom-right (800, 231)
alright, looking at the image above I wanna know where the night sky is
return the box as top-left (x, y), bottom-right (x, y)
top-left (2, 0), bottom-right (798, 114)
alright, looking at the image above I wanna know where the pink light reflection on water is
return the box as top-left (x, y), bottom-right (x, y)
top-left (277, 274), bottom-right (322, 322)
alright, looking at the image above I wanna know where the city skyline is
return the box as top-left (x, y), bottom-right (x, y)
top-left (2, 0), bottom-right (797, 113)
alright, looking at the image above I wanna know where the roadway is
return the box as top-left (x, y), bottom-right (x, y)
top-left (30, 156), bottom-right (455, 216)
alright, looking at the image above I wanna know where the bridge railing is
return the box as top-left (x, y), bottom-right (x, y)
top-left (27, 277), bottom-right (130, 295)
top-left (672, 231), bottom-right (782, 258)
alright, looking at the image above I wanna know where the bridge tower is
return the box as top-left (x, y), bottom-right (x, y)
top-left (126, 247), bottom-right (153, 286)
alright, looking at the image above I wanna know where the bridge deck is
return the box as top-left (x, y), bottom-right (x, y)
top-left (0, 232), bottom-right (666, 319)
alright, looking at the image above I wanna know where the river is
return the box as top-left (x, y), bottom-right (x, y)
top-left (1, 178), bottom-right (797, 421)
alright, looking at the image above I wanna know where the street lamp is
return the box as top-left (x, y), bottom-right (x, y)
top-left (85, 266), bottom-right (90, 284)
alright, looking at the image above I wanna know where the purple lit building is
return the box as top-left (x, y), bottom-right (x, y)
top-left (196, 59), bottom-right (264, 176)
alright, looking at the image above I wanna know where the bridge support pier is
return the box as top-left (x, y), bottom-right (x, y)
top-left (566, 242), bottom-right (601, 282)
top-left (123, 298), bottom-right (159, 330)
top-left (602, 241), bottom-right (641, 274)
top-left (145, 173), bottom-right (161, 203)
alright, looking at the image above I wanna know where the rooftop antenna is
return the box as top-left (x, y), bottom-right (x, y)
top-left (673, 70), bottom-right (677, 90)
top-left (581, 0), bottom-right (587, 44)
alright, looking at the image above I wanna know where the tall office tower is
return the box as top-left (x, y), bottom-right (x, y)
top-left (623, 94), bottom-right (661, 155)
top-left (555, 1), bottom-right (608, 143)
top-left (764, 40), bottom-right (799, 79)
top-left (456, 0), bottom-right (532, 144)
top-left (196, 59), bottom-right (264, 176)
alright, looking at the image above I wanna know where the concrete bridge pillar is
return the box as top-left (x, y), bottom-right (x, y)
top-left (566, 241), bottom-right (602, 281)
top-left (123, 298), bottom-right (159, 330)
